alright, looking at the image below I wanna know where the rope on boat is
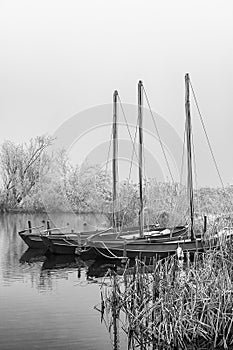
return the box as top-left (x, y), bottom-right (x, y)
top-left (40, 225), bottom-right (70, 234)
top-left (101, 242), bottom-right (119, 257)
top-left (62, 238), bottom-right (78, 246)
top-left (20, 224), bottom-right (44, 233)
top-left (94, 246), bottom-right (126, 260)
top-left (94, 241), bottom-right (128, 260)
top-left (80, 246), bottom-right (92, 253)
top-left (94, 246), bottom-right (119, 259)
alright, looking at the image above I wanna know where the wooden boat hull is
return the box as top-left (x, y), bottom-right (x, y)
top-left (44, 241), bottom-right (78, 255)
top-left (18, 231), bottom-right (45, 249)
top-left (86, 225), bottom-right (197, 259)
top-left (19, 224), bottom-right (188, 255)
top-left (86, 225), bottom-right (188, 245)
top-left (40, 228), bottom-right (137, 255)
top-left (41, 236), bottom-right (80, 255)
top-left (19, 229), bottom-right (88, 252)
top-left (19, 231), bottom-right (80, 250)
top-left (89, 238), bottom-right (208, 260)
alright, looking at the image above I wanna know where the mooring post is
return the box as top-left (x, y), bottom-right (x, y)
top-left (77, 232), bottom-right (81, 246)
top-left (203, 215), bottom-right (207, 235)
top-left (123, 240), bottom-right (127, 257)
top-left (121, 241), bottom-right (128, 264)
top-left (28, 220), bottom-right (32, 233)
top-left (46, 221), bottom-right (50, 234)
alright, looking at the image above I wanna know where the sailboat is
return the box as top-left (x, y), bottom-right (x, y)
top-left (18, 220), bottom-right (87, 250)
top-left (19, 75), bottom-right (201, 256)
top-left (86, 75), bottom-right (214, 259)
top-left (38, 86), bottom-right (188, 255)
top-left (41, 227), bottom-right (105, 255)
top-left (107, 87), bottom-right (188, 240)
top-left (18, 221), bottom-right (46, 249)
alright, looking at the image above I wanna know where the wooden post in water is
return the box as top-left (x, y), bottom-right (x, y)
top-left (28, 220), bottom-right (32, 233)
top-left (46, 221), bottom-right (50, 234)
top-left (112, 90), bottom-right (118, 229)
top-left (203, 215), bottom-right (207, 235)
top-left (138, 81), bottom-right (144, 238)
top-left (123, 240), bottom-right (127, 257)
top-left (185, 74), bottom-right (195, 241)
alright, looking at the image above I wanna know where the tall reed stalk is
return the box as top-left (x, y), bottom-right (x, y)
top-left (100, 242), bottom-right (233, 349)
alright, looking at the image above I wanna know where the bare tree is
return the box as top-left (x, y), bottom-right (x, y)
top-left (0, 136), bottom-right (53, 206)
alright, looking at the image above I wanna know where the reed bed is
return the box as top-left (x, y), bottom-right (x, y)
top-left (99, 241), bottom-right (233, 349)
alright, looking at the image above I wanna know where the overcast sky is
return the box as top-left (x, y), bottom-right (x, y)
top-left (1, 0), bottom-right (233, 186)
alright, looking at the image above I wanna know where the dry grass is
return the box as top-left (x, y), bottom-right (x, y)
top-left (100, 240), bottom-right (233, 349)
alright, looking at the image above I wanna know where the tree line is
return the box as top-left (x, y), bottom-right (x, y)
top-left (0, 136), bottom-right (232, 227)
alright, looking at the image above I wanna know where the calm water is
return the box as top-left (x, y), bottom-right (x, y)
top-left (0, 213), bottom-right (114, 350)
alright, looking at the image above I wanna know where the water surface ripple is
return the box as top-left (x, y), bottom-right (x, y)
top-left (0, 213), bottom-right (112, 350)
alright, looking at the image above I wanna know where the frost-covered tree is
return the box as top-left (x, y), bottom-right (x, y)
top-left (0, 136), bottom-right (53, 207)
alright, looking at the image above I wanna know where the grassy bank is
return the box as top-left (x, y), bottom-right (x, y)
top-left (1, 182), bottom-right (233, 227)
top-left (100, 239), bottom-right (233, 349)
top-left (1, 137), bottom-right (233, 228)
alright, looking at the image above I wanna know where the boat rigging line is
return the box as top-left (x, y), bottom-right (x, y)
top-left (104, 111), bottom-right (113, 178)
top-left (142, 85), bottom-right (175, 184)
top-left (118, 94), bottom-right (139, 165)
top-left (189, 79), bottom-right (225, 190)
top-left (190, 118), bottom-right (202, 217)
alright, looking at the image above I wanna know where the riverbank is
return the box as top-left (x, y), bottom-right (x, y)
top-left (0, 208), bottom-right (104, 215)
top-left (1, 182), bottom-right (233, 231)
top-left (101, 240), bottom-right (233, 349)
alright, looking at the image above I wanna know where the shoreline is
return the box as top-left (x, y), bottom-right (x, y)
top-left (0, 208), bottom-right (105, 215)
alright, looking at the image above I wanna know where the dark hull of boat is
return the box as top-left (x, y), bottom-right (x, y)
top-left (41, 236), bottom-right (80, 255)
top-left (19, 231), bottom-right (81, 250)
top-left (41, 230), bottom-right (113, 255)
top-left (19, 225), bottom-right (188, 255)
top-left (91, 238), bottom-right (207, 260)
top-left (48, 243), bottom-right (78, 255)
top-left (19, 231), bottom-right (45, 249)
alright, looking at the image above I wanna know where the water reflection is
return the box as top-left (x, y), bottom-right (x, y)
top-left (2, 214), bottom-right (211, 349)
top-left (0, 212), bottom-right (107, 284)
top-left (86, 259), bottom-right (123, 279)
top-left (42, 254), bottom-right (82, 271)
top-left (20, 248), bottom-right (47, 264)
top-left (18, 245), bottom-right (119, 291)
top-left (0, 213), bottom-right (112, 350)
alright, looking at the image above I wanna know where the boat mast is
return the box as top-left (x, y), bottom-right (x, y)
top-left (185, 74), bottom-right (195, 240)
top-left (138, 81), bottom-right (144, 237)
top-left (112, 90), bottom-right (118, 228)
